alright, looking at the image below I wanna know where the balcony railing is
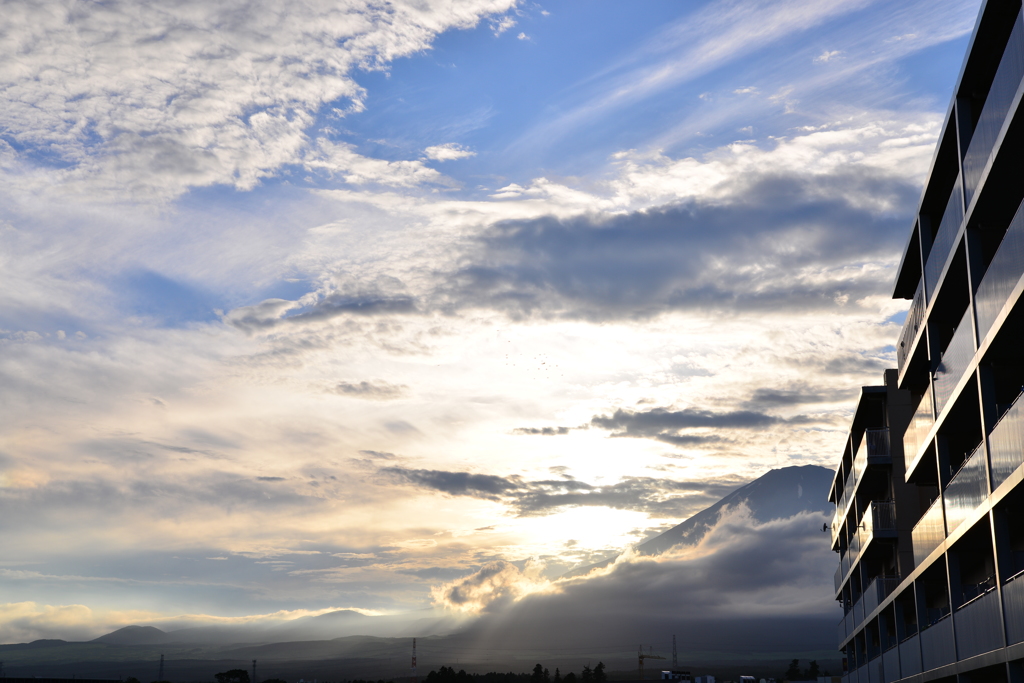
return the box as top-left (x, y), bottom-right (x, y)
top-left (899, 634), bottom-right (921, 678)
top-left (943, 442), bottom-right (987, 535)
top-left (883, 647), bottom-right (900, 682)
top-left (833, 429), bottom-right (891, 549)
top-left (920, 613), bottom-right (955, 671)
top-left (955, 586), bottom-right (1003, 658)
top-left (904, 388), bottom-right (934, 471)
top-left (898, 281), bottom-right (926, 372)
top-left (963, 7), bottom-right (1024, 206)
top-left (988, 391), bottom-right (1024, 489)
top-left (912, 496), bottom-right (945, 566)
top-left (925, 175), bottom-right (964, 301)
top-left (976, 198), bottom-right (1024, 343)
top-left (863, 573), bottom-right (900, 616)
top-left (933, 305), bottom-right (976, 415)
top-left (1004, 570), bottom-right (1024, 645)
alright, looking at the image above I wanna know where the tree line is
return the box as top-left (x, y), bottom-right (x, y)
top-left (425, 662), bottom-right (608, 683)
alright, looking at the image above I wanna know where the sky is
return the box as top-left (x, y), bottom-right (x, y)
top-left (0, 0), bottom-right (981, 644)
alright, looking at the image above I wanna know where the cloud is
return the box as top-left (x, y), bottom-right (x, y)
top-left (589, 407), bottom-right (784, 446)
top-left (377, 464), bottom-right (743, 519)
top-left (431, 560), bottom-right (549, 613)
top-left (331, 380), bottom-right (408, 400)
top-left (423, 144), bottom-right (477, 161)
top-left (305, 139), bottom-right (452, 187)
top-left (378, 467), bottom-right (522, 500)
top-left (510, 426), bottom-right (571, 436)
top-left (814, 49), bottom-right (843, 63)
top-left (434, 145), bottom-right (922, 320)
top-left (0, 0), bottom-right (516, 200)
top-left (490, 16), bottom-right (517, 36)
top-left (436, 506), bottom-right (837, 662)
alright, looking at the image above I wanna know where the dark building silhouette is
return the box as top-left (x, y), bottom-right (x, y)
top-left (830, 1), bottom-right (1024, 682)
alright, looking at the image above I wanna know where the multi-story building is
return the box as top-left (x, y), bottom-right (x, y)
top-left (829, 1), bottom-right (1024, 683)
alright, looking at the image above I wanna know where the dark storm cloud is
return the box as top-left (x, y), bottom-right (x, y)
top-left (331, 380), bottom-right (408, 400)
top-left (439, 169), bottom-right (918, 320)
top-left (510, 426), bottom-right (571, 435)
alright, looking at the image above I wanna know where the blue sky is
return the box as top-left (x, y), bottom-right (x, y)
top-left (0, 0), bottom-right (980, 642)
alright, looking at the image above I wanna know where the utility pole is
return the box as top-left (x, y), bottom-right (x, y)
top-left (672, 636), bottom-right (678, 670)
top-left (411, 638), bottom-right (418, 683)
top-left (158, 654), bottom-right (164, 682)
top-left (252, 660), bottom-right (257, 683)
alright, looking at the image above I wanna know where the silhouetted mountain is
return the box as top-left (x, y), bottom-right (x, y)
top-left (92, 625), bottom-right (171, 646)
top-left (564, 464), bottom-right (833, 577)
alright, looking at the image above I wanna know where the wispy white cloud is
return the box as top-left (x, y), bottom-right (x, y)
top-left (423, 143), bottom-right (477, 161)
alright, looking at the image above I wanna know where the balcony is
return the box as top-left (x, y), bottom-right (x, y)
top-left (988, 392), bottom-right (1024, 489)
top-left (897, 281), bottom-right (926, 373)
top-left (833, 429), bottom-right (891, 548)
top-left (912, 496), bottom-right (945, 566)
top-left (837, 501), bottom-right (895, 596)
top-left (932, 305), bottom-right (976, 416)
top-left (963, 7), bottom-right (1024, 206)
top-left (863, 573), bottom-right (900, 616)
top-left (899, 634), bottom-right (921, 678)
top-left (904, 388), bottom-right (934, 474)
top-left (920, 613), bottom-right (955, 671)
top-left (1004, 570), bottom-right (1024, 645)
top-left (976, 200), bottom-right (1024, 345)
top-left (924, 175), bottom-right (964, 302)
top-left (883, 646), bottom-right (900, 682)
top-left (942, 442), bottom-right (988, 535)
top-left (954, 585), bottom-right (1003, 658)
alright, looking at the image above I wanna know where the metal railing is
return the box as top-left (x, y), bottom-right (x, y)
top-left (898, 281), bottom-right (926, 372)
top-left (976, 197), bottom-right (1024, 343)
top-left (904, 387), bottom-right (934, 472)
top-left (943, 442), bottom-right (988, 535)
top-left (899, 634), bottom-right (922, 678)
top-left (863, 573), bottom-right (901, 616)
top-left (920, 613), bottom-right (955, 671)
top-left (1005, 570), bottom-right (1024, 645)
top-left (955, 586), bottom-right (1003, 658)
top-left (912, 496), bottom-right (945, 566)
top-left (988, 391), bottom-right (1024, 489)
top-left (925, 175), bottom-right (964, 301)
top-left (962, 573), bottom-right (997, 606)
top-left (963, 8), bottom-right (1024, 206)
top-left (933, 305), bottom-right (976, 415)
top-left (883, 647), bottom-right (900, 682)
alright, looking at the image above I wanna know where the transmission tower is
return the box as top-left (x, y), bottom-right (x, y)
top-left (411, 638), bottom-right (418, 683)
top-left (158, 654), bottom-right (164, 682)
top-left (672, 636), bottom-right (678, 670)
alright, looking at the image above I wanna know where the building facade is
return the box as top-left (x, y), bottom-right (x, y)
top-left (830, 1), bottom-right (1024, 682)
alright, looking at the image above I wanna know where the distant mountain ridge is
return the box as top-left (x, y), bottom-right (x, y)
top-left (563, 464), bottom-right (833, 577)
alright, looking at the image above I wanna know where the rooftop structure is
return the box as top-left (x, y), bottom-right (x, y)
top-left (830, 1), bottom-right (1024, 682)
